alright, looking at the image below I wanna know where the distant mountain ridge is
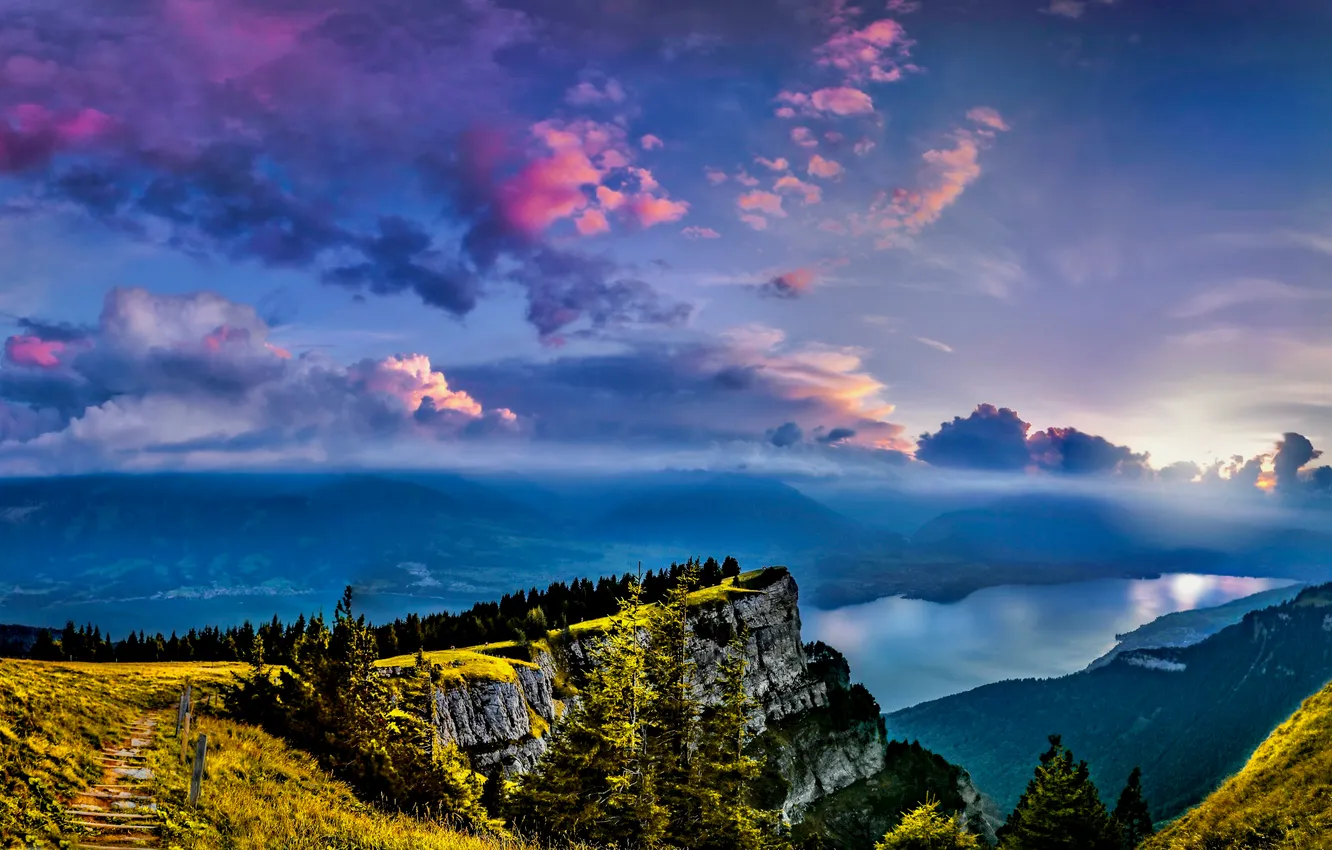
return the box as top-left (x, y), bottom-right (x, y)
top-left (886, 583), bottom-right (1332, 821)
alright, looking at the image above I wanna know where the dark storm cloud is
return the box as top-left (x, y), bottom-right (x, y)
top-left (1273, 432), bottom-right (1321, 493)
top-left (916, 404), bottom-right (1151, 476)
top-left (915, 404), bottom-right (1032, 471)
top-left (769, 421), bottom-right (804, 447)
top-left (818, 427), bottom-right (857, 445)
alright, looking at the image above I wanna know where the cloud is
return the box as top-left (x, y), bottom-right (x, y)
top-left (915, 403), bottom-right (1150, 476)
top-left (819, 427), bottom-right (857, 444)
top-left (759, 268), bottom-right (817, 299)
top-left (791, 127), bottom-right (819, 148)
top-left (0, 288), bottom-right (521, 472)
top-left (705, 167), bottom-right (729, 185)
top-left (756, 156), bottom-right (789, 172)
top-left (966, 107), bottom-right (1010, 132)
top-left (853, 138), bottom-right (876, 156)
top-left (4, 335), bottom-right (67, 369)
top-left (0, 1), bottom-right (692, 342)
top-left (450, 324), bottom-right (909, 452)
top-left (808, 154), bottom-right (844, 179)
top-left (681, 226), bottom-right (720, 239)
top-left (1171, 278), bottom-right (1332, 319)
top-left (1041, 0), bottom-right (1115, 18)
top-left (640, 134), bottom-right (664, 150)
top-left (1273, 432), bottom-right (1322, 493)
top-left (737, 190), bottom-right (787, 217)
top-left (816, 19), bottom-right (914, 84)
top-left (912, 336), bottom-right (953, 353)
top-left (1, 104), bottom-right (115, 174)
top-left (916, 404), bottom-right (1033, 471)
top-left (769, 421), bottom-right (804, 447)
top-left (739, 213), bottom-right (769, 231)
top-left (812, 87), bottom-right (875, 115)
top-left (776, 88), bottom-right (875, 118)
top-left (859, 110), bottom-right (1009, 240)
top-left (564, 78), bottom-right (626, 106)
top-left (773, 175), bottom-right (822, 205)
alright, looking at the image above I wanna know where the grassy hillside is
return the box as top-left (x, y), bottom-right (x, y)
top-left (1144, 680), bottom-right (1332, 849)
top-left (0, 657), bottom-right (246, 846)
top-left (0, 658), bottom-right (542, 850)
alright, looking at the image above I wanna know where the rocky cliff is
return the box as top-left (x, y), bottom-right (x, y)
top-left (396, 567), bottom-right (996, 844)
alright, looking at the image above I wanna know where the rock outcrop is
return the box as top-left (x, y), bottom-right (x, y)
top-left (412, 567), bottom-right (992, 842)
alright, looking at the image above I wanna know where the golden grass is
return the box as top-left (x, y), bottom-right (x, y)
top-left (145, 710), bottom-right (540, 850)
top-left (562, 569), bottom-right (772, 641)
top-left (1144, 680), bottom-right (1332, 849)
top-left (0, 658), bottom-right (246, 847)
top-left (373, 648), bottom-right (536, 686)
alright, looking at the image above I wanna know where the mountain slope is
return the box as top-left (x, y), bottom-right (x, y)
top-left (1144, 679), bottom-right (1332, 848)
top-left (886, 583), bottom-right (1332, 821)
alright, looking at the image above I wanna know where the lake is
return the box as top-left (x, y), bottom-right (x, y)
top-left (804, 573), bottom-right (1296, 713)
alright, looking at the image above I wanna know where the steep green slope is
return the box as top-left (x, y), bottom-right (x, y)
top-left (1144, 680), bottom-right (1332, 849)
top-left (887, 583), bottom-right (1332, 821)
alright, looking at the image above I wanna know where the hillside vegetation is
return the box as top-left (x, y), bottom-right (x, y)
top-left (1144, 680), bottom-right (1332, 849)
top-left (887, 582), bottom-right (1332, 820)
top-left (0, 658), bottom-right (245, 846)
top-left (0, 657), bottom-right (544, 850)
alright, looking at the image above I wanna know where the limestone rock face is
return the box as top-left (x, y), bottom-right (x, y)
top-left (420, 568), bottom-right (986, 834)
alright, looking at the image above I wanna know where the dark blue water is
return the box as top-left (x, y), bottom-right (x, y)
top-left (805, 574), bottom-right (1295, 713)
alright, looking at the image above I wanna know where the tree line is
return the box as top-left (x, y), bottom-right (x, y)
top-left (17, 555), bottom-right (742, 665)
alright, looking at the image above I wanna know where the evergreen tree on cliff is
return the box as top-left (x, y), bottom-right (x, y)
top-left (1112, 767), bottom-right (1153, 849)
top-left (997, 735), bottom-right (1119, 850)
top-left (875, 799), bottom-right (980, 850)
top-left (692, 630), bottom-right (785, 850)
top-left (509, 578), bottom-right (668, 846)
top-left (645, 560), bottom-right (702, 837)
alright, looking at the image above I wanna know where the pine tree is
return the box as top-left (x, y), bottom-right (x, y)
top-left (875, 799), bottom-right (980, 850)
top-left (509, 577), bottom-right (667, 847)
top-left (1112, 767), bottom-right (1154, 849)
top-left (692, 631), bottom-right (786, 850)
top-left (644, 560), bottom-right (701, 839)
top-left (998, 735), bottom-right (1119, 850)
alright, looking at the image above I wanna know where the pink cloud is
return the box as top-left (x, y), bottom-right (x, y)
top-left (817, 20), bottom-right (913, 84)
top-left (1, 105), bottom-right (116, 173)
top-left (499, 148), bottom-right (600, 235)
top-left (893, 134), bottom-right (982, 231)
top-left (886, 0), bottom-right (922, 12)
top-left (737, 190), bottom-right (787, 217)
top-left (739, 213), bottom-right (770, 231)
top-left (596, 185), bottom-right (627, 210)
top-left (811, 87), bottom-right (875, 115)
top-left (791, 127), bottom-right (819, 148)
top-left (853, 138), bottom-right (877, 156)
top-left (775, 106), bottom-right (798, 119)
top-left (265, 342), bottom-right (292, 359)
top-left (3, 335), bottom-right (67, 369)
top-left (818, 218), bottom-right (849, 234)
top-left (633, 167), bottom-right (659, 191)
top-left (354, 354), bottom-right (484, 417)
top-left (756, 156), bottom-right (789, 172)
top-left (764, 268), bottom-right (817, 298)
top-left (735, 170), bottom-right (761, 187)
top-left (967, 106), bottom-right (1010, 132)
top-left (627, 194), bottom-right (690, 227)
top-left (681, 226), bottom-right (721, 239)
top-left (705, 167), bottom-right (728, 185)
top-left (808, 154), bottom-right (844, 179)
top-left (576, 208), bottom-right (611, 235)
top-left (640, 133), bottom-right (664, 150)
top-left (774, 175), bottom-right (822, 205)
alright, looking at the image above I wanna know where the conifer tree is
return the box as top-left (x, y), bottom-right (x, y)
top-left (1112, 767), bottom-right (1154, 849)
top-left (874, 799), bottom-right (980, 850)
top-left (509, 577), bottom-right (667, 847)
top-left (645, 560), bottom-right (701, 837)
top-left (693, 631), bottom-right (785, 850)
top-left (998, 735), bottom-right (1119, 850)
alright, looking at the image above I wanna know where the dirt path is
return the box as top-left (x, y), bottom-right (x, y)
top-left (64, 715), bottom-right (162, 849)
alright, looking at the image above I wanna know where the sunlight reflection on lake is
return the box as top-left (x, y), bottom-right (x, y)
top-left (805, 574), bottom-right (1295, 713)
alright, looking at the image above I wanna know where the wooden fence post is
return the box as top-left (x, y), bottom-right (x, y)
top-left (174, 690), bottom-right (187, 737)
top-left (179, 714), bottom-right (191, 764)
top-left (188, 734), bottom-right (208, 805)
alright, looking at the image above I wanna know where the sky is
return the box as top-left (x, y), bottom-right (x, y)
top-left (0, 0), bottom-right (1330, 491)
